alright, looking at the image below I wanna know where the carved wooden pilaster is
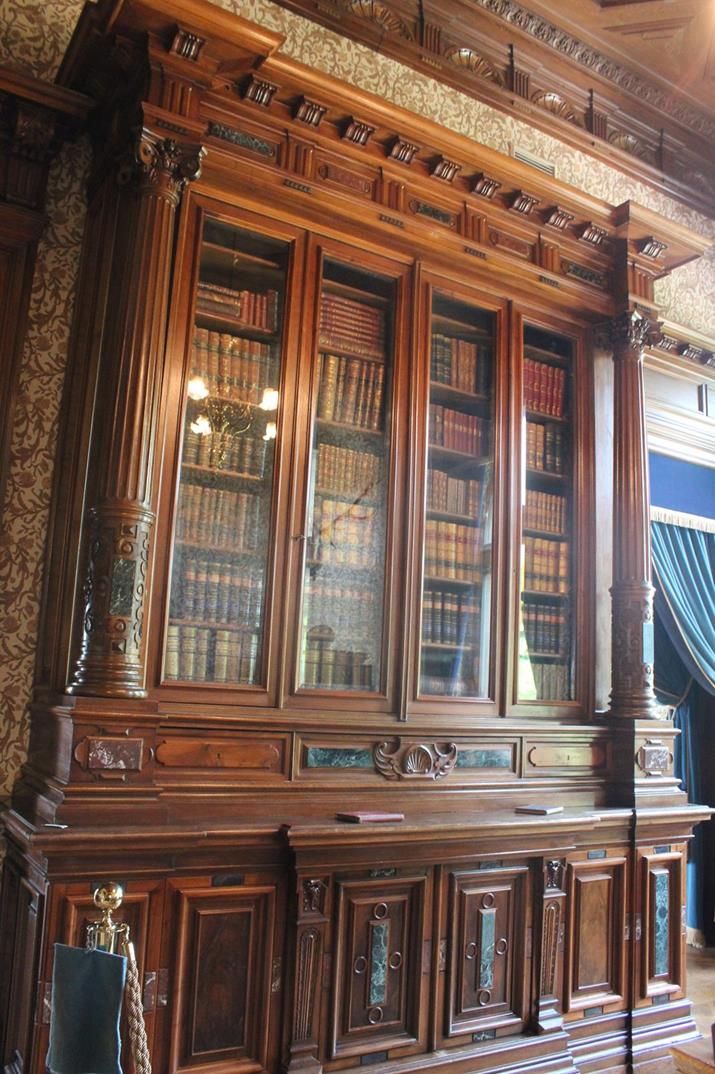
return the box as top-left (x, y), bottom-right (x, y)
top-left (287, 875), bottom-right (329, 1074)
top-left (69, 128), bottom-right (203, 698)
top-left (609, 309), bottom-right (659, 721)
top-left (535, 859), bottom-right (566, 1033)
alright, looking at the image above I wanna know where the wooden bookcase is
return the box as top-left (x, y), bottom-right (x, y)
top-left (0, 3), bottom-right (711, 1074)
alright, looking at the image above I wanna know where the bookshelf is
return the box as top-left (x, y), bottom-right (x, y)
top-left (164, 220), bottom-right (287, 684)
top-left (517, 325), bottom-right (575, 703)
top-left (419, 292), bottom-right (495, 698)
top-left (298, 260), bottom-right (393, 692)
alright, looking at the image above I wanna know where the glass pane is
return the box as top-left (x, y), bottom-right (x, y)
top-left (298, 259), bottom-right (394, 692)
top-left (164, 220), bottom-right (288, 684)
top-left (419, 293), bottom-right (495, 698)
top-left (517, 325), bottom-right (574, 702)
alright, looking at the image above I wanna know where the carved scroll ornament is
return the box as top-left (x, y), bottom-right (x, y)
top-left (374, 739), bottom-right (458, 780)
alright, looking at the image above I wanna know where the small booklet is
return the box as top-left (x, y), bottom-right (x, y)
top-left (336, 811), bottom-right (405, 824)
top-left (514, 804), bottom-right (564, 815)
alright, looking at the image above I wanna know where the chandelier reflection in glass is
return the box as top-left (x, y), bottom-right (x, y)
top-left (187, 375), bottom-right (278, 469)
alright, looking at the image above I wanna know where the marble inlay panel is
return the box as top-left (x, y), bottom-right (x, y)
top-left (478, 908), bottom-right (496, 990)
top-left (653, 870), bottom-right (670, 978)
top-left (456, 748), bottom-right (513, 769)
top-left (369, 921), bottom-right (389, 1005)
top-left (304, 746), bottom-right (374, 768)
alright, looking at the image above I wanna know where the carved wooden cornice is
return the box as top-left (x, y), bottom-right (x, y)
top-left (56, 0), bottom-right (707, 322)
top-left (0, 68), bottom-right (89, 212)
top-left (647, 322), bottom-right (715, 374)
top-left (256, 0), bottom-right (715, 217)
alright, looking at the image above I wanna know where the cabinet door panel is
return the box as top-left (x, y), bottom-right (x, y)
top-left (638, 849), bottom-right (684, 1001)
top-left (444, 867), bottom-right (529, 1039)
top-left (565, 857), bottom-right (627, 1012)
top-left (168, 883), bottom-right (278, 1074)
top-left (331, 876), bottom-right (428, 1059)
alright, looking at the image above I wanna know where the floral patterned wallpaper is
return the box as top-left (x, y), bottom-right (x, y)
top-left (0, 0), bottom-right (712, 799)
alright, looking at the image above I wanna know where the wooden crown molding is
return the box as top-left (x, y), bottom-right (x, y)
top-left (647, 320), bottom-right (715, 375)
top-left (257, 0), bottom-right (715, 218)
top-left (56, 0), bottom-right (707, 320)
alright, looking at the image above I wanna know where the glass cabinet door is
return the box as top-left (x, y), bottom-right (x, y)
top-left (418, 292), bottom-right (496, 699)
top-left (517, 324), bottom-right (574, 702)
top-left (163, 220), bottom-right (288, 685)
top-left (297, 259), bottom-right (395, 693)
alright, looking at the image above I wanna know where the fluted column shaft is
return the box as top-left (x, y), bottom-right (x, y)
top-left (609, 310), bottom-right (658, 720)
top-left (69, 130), bottom-right (203, 698)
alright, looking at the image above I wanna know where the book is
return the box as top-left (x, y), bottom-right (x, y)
top-left (514, 804), bottom-right (563, 815)
top-left (336, 811), bottom-right (405, 824)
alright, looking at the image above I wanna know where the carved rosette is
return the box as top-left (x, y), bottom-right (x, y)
top-left (374, 739), bottom-right (458, 780)
top-left (121, 129), bottom-right (205, 205)
top-left (70, 504), bottom-right (152, 697)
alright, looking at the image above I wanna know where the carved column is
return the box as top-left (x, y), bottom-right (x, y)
top-left (68, 128), bottom-right (203, 698)
top-left (609, 309), bottom-right (659, 720)
top-left (287, 874), bottom-right (330, 1074)
top-left (535, 859), bottom-right (566, 1034)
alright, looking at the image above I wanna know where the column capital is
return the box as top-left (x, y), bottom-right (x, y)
top-left (120, 127), bottom-right (205, 204)
top-left (610, 308), bottom-right (662, 358)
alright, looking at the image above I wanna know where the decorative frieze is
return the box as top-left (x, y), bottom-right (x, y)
top-left (207, 121), bottom-right (276, 157)
top-left (408, 199), bottom-right (456, 226)
top-left (444, 48), bottom-right (504, 86)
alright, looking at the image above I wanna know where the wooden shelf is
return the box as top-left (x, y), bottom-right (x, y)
top-left (429, 444), bottom-right (490, 473)
top-left (524, 651), bottom-right (569, 661)
top-left (424, 574), bottom-right (482, 588)
top-left (323, 278), bottom-right (390, 308)
top-left (522, 526), bottom-right (567, 540)
top-left (427, 507), bottom-right (479, 524)
top-left (432, 312), bottom-right (493, 337)
top-left (429, 381), bottom-right (490, 409)
top-left (526, 467), bottom-right (567, 483)
top-left (316, 417), bottom-right (384, 439)
top-left (525, 408), bottom-right (568, 424)
top-left (521, 589), bottom-right (570, 601)
top-left (318, 339), bottom-right (385, 362)
top-left (314, 486), bottom-right (378, 505)
top-left (524, 342), bottom-right (572, 366)
top-left (169, 617), bottom-right (260, 634)
top-left (201, 241), bottom-right (283, 276)
top-left (182, 463), bottom-right (267, 484)
top-left (176, 539), bottom-right (263, 557)
top-left (195, 306), bottom-right (279, 338)
top-left (421, 641), bottom-right (474, 651)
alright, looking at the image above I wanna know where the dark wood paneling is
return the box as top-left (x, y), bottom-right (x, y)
top-left (565, 855), bottom-right (627, 1012)
top-left (331, 875), bottom-right (429, 1059)
top-left (443, 866), bottom-right (529, 1040)
top-left (167, 881), bottom-right (279, 1074)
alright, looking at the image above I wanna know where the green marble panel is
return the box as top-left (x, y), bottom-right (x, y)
top-left (304, 747), bottom-right (374, 769)
top-left (654, 871), bottom-right (669, 977)
top-left (369, 922), bottom-right (389, 1005)
top-left (478, 908), bottom-right (496, 990)
top-left (456, 748), bottom-right (512, 769)
top-left (109, 558), bottom-right (136, 617)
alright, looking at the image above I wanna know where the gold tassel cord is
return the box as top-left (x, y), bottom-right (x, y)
top-left (122, 942), bottom-right (153, 1074)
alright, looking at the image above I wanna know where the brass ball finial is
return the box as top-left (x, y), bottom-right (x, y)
top-left (93, 881), bottom-right (124, 912)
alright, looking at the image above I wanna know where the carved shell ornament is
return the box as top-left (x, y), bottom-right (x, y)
top-left (347, 0), bottom-right (413, 38)
top-left (531, 91), bottom-right (580, 126)
top-left (374, 739), bottom-right (458, 780)
top-left (444, 48), bottom-right (504, 86)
